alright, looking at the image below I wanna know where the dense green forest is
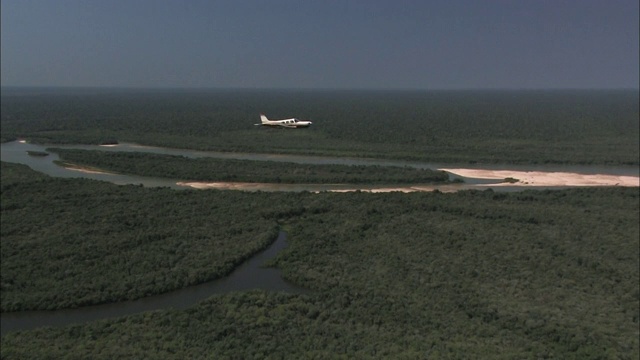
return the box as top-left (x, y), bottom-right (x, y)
top-left (50, 148), bottom-right (451, 184)
top-left (2, 88), bottom-right (638, 165)
top-left (2, 162), bottom-right (638, 358)
top-left (1, 162), bottom-right (282, 311)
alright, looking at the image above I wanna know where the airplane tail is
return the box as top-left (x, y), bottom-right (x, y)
top-left (254, 113), bottom-right (269, 126)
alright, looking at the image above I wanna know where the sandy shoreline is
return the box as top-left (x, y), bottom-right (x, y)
top-left (176, 182), bottom-right (272, 191)
top-left (176, 182), bottom-right (470, 193)
top-left (57, 158), bottom-right (639, 191)
top-left (440, 168), bottom-right (639, 187)
top-left (177, 168), bottom-right (639, 192)
top-left (14, 140), bottom-right (637, 190)
top-left (62, 165), bottom-right (115, 175)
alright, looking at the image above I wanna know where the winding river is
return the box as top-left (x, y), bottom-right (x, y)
top-left (2, 140), bottom-right (638, 191)
top-left (1, 232), bottom-right (304, 334)
top-left (1, 140), bottom-right (638, 334)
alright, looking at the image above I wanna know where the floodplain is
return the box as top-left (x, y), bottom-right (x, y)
top-left (1, 89), bottom-right (638, 358)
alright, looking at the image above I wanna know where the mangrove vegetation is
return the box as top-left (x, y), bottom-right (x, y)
top-left (50, 148), bottom-right (450, 184)
top-left (1, 162), bottom-right (638, 358)
top-left (2, 88), bottom-right (638, 358)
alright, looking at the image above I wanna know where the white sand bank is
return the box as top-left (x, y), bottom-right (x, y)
top-left (440, 169), bottom-right (639, 187)
top-left (63, 166), bottom-right (114, 175)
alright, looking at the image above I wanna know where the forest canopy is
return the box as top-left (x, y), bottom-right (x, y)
top-left (2, 88), bottom-right (638, 165)
top-left (2, 161), bottom-right (638, 358)
top-left (2, 88), bottom-right (638, 358)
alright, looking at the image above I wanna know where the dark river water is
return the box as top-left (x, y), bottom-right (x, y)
top-left (1, 140), bottom-right (638, 335)
top-left (1, 232), bottom-right (304, 335)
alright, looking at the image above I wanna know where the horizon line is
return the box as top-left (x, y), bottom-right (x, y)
top-left (2, 85), bottom-right (639, 92)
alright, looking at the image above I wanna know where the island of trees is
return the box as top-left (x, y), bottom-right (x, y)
top-left (50, 148), bottom-right (451, 184)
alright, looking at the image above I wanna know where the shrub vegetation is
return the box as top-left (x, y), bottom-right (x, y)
top-left (2, 162), bottom-right (638, 358)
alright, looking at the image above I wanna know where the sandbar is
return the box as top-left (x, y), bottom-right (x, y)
top-left (63, 165), bottom-right (114, 175)
top-left (440, 169), bottom-right (639, 187)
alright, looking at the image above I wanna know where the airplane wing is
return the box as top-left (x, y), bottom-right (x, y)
top-left (279, 124), bottom-right (297, 128)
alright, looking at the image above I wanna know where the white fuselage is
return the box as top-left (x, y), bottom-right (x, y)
top-left (255, 114), bottom-right (312, 128)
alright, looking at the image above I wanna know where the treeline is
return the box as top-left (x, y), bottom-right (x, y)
top-left (2, 88), bottom-right (638, 165)
top-left (50, 148), bottom-right (451, 184)
top-left (2, 161), bottom-right (639, 357)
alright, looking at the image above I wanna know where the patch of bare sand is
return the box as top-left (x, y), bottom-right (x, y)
top-left (63, 166), bottom-right (114, 175)
top-left (327, 184), bottom-right (470, 193)
top-left (177, 182), bottom-right (472, 193)
top-left (177, 182), bottom-right (271, 190)
top-left (440, 169), bottom-right (639, 187)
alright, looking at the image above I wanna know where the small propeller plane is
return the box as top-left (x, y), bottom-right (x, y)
top-left (254, 114), bottom-right (313, 128)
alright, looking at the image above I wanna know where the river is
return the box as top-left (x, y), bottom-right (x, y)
top-left (0, 140), bottom-right (637, 334)
top-left (2, 140), bottom-right (637, 191)
top-left (1, 232), bottom-right (304, 334)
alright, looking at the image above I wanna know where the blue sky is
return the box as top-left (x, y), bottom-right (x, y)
top-left (1, 0), bottom-right (638, 89)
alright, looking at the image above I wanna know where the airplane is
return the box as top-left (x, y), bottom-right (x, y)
top-left (254, 113), bottom-right (313, 128)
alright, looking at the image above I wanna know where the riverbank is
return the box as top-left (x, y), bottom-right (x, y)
top-left (4, 140), bottom-right (638, 192)
top-left (176, 169), bottom-right (639, 192)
